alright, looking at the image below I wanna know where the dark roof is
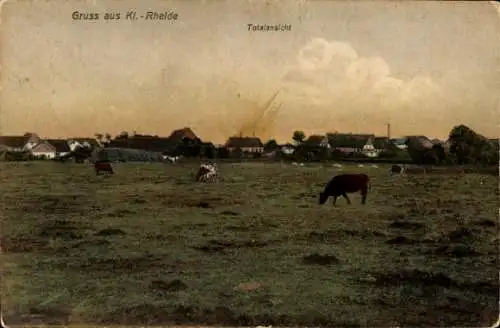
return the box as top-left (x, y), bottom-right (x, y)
top-left (405, 136), bottom-right (433, 149)
top-left (168, 127), bottom-right (199, 143)
top-left (327, 133), bottom-right (374, 149)
top-left (372, 137), bottom-right (394, 150)
top-left (0, 136), bottom-right (29, 148)
top-left (305, 135), bottom-right (327, 145)
top-left (46, 139), bottom-right (71, 152)
top-left (107, 137), bottom-right (171, 152)
top-left (225, 137), bottom-right (263, 148)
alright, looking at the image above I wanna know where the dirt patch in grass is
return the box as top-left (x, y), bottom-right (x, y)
top-left (191, 238), bottom-right (272, 253)
top-left (94, 228), bottom-right (126, 236)
top-left (299, 228), bottom-right (387, 244)
top-left (150, 279), bottom-right (188, 294)
top-left (54, 254), bottom-right (166, 273)
top-left (388, 220), bottom-right (425, 230)
top-left (302, 253), bottom-right (341, 265)
top-left (37, 219), bottom-right (93, 240)
top-left (159, 194), bottom-right (245, 208)
top-left (1, 235), bottom-right (47, 253)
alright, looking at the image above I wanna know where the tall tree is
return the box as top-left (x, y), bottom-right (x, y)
top-left (448, 124), bottom-right (497, 165)
top-left (292, 130), bottom-right (306, 145)
top-left (264, 139), bottom-right (279, 151)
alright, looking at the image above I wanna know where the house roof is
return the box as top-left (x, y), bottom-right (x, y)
top-left (46, 139), bottom-right (71, 153)
top-left (327, 133), bottom-right (374, 149)
top-left (0, 136), bottom-right (29, 148)
top-left (168, 127), bottom-right (199, 143)
top-left (305, 135), bottom-right (327, 145)
top-left (390, 138), bottom-right (407, 146)
top-left (107, 137), bottom-right (171, 152)
top-left (405, 136), bottom-right (433, 149)
top-left (372, 137), bottom-right (395, 150)
top-left (70, 138), bottom-right (100, 148)
top-left (225, 136), bottom-right (263, 148)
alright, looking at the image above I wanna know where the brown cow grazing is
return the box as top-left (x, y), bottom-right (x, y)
top-left (319, 173), bottom-right (370, 205)
top-left (94, 161), bottom-right (114, 175)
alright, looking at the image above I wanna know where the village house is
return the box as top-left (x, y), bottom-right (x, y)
top-left (0, 133), bottom-right (41, 152)
top-left (47, 139), bottom-right (72, 158)
top-left (67, 138), bottom-right (100, 152)
top-left (390, 138), bottom-right (408, 150)
top-left (29, 140), bottom-right (57, 159)
top-left (167, 127), bottom-right (201, 144)
top-left (109, 134), bottom-right (172, 153)
top-left (106, 128), bottom-right (202, 154)
top-left (405, 136), bottom-right (434, 149)
top-left (280, 143), bottom-right (295, 155)
top-left (327, 133), bottom-right (375, 155)
top-left (225, 136), bottom-right (264, 153)
top-left (304, 135), bottom-right (331, 149)
top-left (361, 136), bottom-right (397, 157)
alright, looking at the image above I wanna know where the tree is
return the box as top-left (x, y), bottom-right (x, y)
top-left (103, 133), bottom-right (112, 146)
top-left (117, 131), bottom-right (129, 139)
top-left (264, 139), bottom-right (279, 151)
top-left (448, 124), bottom-right (498, 165)
top-left (217, 146), bottom-right (229, 159)
top-left (95, 133), bottom-right (103, 143)
top-left (292, 130), bottom-right (306, 145)
top-left (203, 145), bottom-right (216, 159)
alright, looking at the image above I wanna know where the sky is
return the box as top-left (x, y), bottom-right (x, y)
top-left (1, 0), bottom-right (498, 143)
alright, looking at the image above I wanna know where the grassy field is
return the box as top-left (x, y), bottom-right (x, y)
top-left (1, 161), bottom-right (498, 326)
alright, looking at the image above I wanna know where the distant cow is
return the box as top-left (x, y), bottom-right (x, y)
top-left (391, 164), bottom-right (405, 174)
top-left (319, 173), bottom-right (370, 205)
top-left (195, 163), bottom-right (218, 183)
top-left (163, 155), bottom-right (180, 163)
top-left (94, 161), bottom-right (114, 175)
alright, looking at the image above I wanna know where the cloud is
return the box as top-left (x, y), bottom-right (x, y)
top-left (281, 38), bottom-right (449, 125)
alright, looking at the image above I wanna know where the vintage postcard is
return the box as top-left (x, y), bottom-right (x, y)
top-left (0, 0), bottom-right (499, 326)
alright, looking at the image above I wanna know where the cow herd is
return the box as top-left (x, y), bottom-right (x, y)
top-left (91, 160), bottom-right (487, 207)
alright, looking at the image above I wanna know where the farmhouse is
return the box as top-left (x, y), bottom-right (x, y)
top-left (280, 143), bottom-right (295, 155)
top-left (390, 138), bottom-right (408, 150)
top-left (30, 140), bottom-right (57, 159)
top-left (67, 138), bottom-right (100, 151)
top-left (109, 135), bottom-right (171, 153)
top-left (46, 139), bottom-right (72, 158)
top-left (225, 136), bottom-right (264, 153)
top-left (362, 137), bottom-right (397, 157)
top-left (327, 133), bottom-right (374, 155)
top-left (304, 135), bottom-right (331, 149)
top-left (0, 133), bottom-right (41, 152)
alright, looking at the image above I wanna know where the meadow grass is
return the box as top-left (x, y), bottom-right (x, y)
top-left (1, 161), bottom-right (498, 326)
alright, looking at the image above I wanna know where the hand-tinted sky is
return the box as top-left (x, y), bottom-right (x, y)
top-left (1, 0), bottom-right (498, 142)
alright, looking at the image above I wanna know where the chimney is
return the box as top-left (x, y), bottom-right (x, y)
top-left (239, 132), bottom-right (242, 138)
top-left (387, 123), bottom-right (391, 139)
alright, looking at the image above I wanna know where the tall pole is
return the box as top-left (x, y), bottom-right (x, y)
top-left (387, 123), bottom-right (391, 139)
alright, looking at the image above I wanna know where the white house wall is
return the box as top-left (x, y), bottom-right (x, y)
top-left (32, 151), bottom-right (56, 159)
